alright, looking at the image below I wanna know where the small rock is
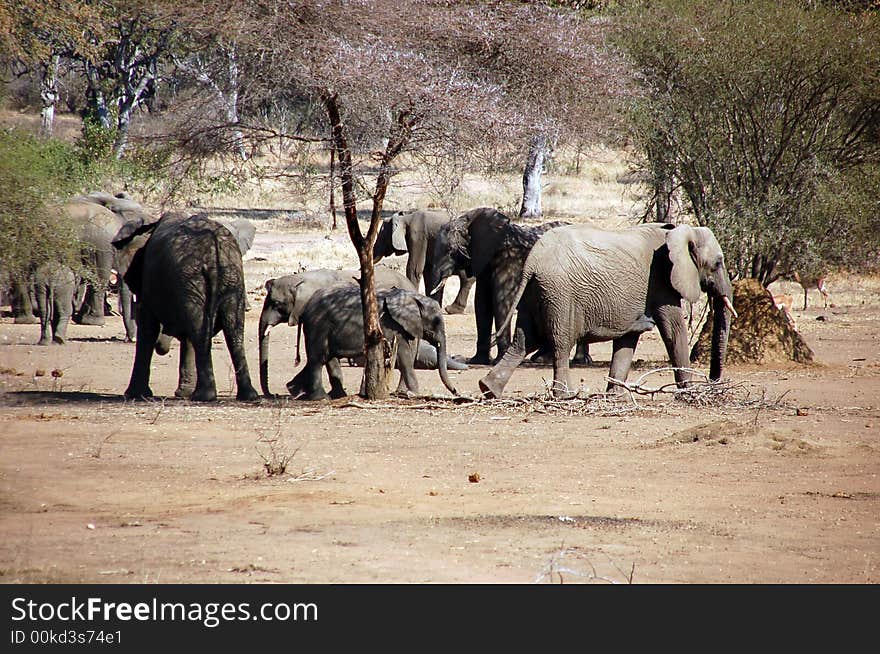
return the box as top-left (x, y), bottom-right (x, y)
top-left (796, 408), bottom-right (809, 417)
top-left (51, 369), bottom-right (63, 378)
top-left (468, 472), bottom-right (481, 483)
top-left (35, 369), bottom-right (46, 377)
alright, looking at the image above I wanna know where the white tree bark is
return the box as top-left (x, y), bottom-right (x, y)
top-left (39, 54), bottom-right (61, 137)
top-left (519, 134), bottom-right (548, 219)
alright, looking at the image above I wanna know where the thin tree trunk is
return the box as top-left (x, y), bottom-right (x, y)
top-left (39, 54), bottom-right (60, 137)
top-left (224, 46), bottom-right (247, 161)
top-left (322, 93), bottom-right (388, 399)
top-left (520, 134), bottom-right (547, 219)
top-left (85, 63), bottom-right (112, 130)
top-left (329, 146), bottom-right (337, 230)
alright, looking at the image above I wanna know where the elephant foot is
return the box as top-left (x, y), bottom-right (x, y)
top-left (174, 386), bottom-right (194, 399)
top-left (570, 354), bottom-right (594, 367)
top-left (37, 338), bottom-right (51, 346)
top-left (190, 387), bottom-right (218, 402)
top-left (328, 386), bottom-right (348, 400)
top-left (478, 376), bottom-right (504, 399)
top-left (304, 390), bottom-right (329, 401)
top-left (15, 315), bottom-right (39, 325)
top-left (77, 314), bottom-right (106, 326)
top-left (52, 336), bottom-right (66, 345)
top-left (467, 353), bottom-right (493, 365)
top-left (125, 336), bottom-right (135, 343)
top-left (124, 386), bottom-right (154, 400)
top-left (236, 386), bottom-right (260, 402)
top-left (444, 302), bottom-right (467, 315)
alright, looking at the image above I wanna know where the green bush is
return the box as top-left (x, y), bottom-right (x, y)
top-left (617, 0), bottom-right (880, 282)
top-left (0, 129), bottom-right (91, 278)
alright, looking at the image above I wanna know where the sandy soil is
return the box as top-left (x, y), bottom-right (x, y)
top-left (1, 224), bottom-right (878, 584)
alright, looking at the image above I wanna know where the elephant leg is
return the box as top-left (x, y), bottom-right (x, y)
top-left (395, 340), bottom-right (419, 396)
top-left (479, 325), bottom-right (532, 399)
top-left (119, 281), bottom-right (136, 342)
top-left (219, 306), bottom-right (259, 402)
top-left (445, 272), bottom-right (474, 315)
top-left (12, 277), bottom-right (38, 324)
top-left (606, 332), bottom-right (641, 393)
top-left (550, 337), bottom-right (576, 399)
top-left (77, 285), bottom-right (107, 325)
top-left (303, 362), bottom-right (329, 400)
top-left (326, 358), bottom-right (347, 399)
top-left (175, 340), bottom-right (196, 398)
top-left (492, 296), bottom-right (512, 363)
top-left (189, 334), bottom-right (218, 402)
top-left (124, 310), bottom-right (159, 399)
top-left (469, 275), bottom-right (494, 364)
top-left (570, 338), bottom-right (593, 366)
top-left (35, 284), bottom-right (52, 346)
top-left (52, 284), bottom-right (73, 345)
top-left (286, 367), bottom-right (309, 398)
top-left (654, 304), bottom-right (692, 387)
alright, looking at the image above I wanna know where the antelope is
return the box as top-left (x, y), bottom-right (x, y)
top-left (792, 271), bottom-right (829, 310)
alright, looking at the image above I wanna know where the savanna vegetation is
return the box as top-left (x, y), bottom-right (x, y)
top-left (2, 0), bottom-right (878, 395)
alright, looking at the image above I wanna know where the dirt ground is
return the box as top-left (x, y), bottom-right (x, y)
top-left (1, 225), bottom-right (878, 585)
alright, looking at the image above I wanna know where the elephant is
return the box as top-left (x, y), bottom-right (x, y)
top-left (373, 209), bottom-right (475, 314)
top-left (259, 265), bottom-right (467, 397)
top-left (33, 262), bottom-right (77, 345)
top-left (76, 191), bottom-right (160, 340)
top-left (428, 207), bottom-right (591, 365)
top-left (112, 211), bottom-right (258, 402)
top-left (151, 215), bottom-right (258, 371)
top-left (286, 285), bottom-right (458, 400)
top-left (478, 222), bottom-right (736, 399)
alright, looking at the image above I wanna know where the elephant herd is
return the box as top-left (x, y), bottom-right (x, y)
top-left (8, 200), bottom-right (737, 402)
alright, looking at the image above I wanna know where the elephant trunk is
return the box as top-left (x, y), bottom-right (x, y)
top-left (709, 294), bottom-right (732, 382)
top-left (434, 332), bottom-right (458, 396)
top-left (259, 311), bottom-right (272, 397)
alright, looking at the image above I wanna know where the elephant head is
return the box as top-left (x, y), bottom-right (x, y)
top-left (373, 212), bottom-right (410, 261)
top-left (429, 208), bottom-right (509, 294)
top-left (380, 289), bottom-right (457, 396)
top-left (259, 275), bottom-right (309, 397)
top-left (665, 224), bottom-right (736, 382)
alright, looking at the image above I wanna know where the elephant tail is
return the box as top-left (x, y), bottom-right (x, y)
top-left (490, 256), bottom-right (535, 348)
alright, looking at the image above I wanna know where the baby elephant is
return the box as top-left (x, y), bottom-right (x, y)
top-left (34, 262), bottom-right (77, 345)
top-left (287, 286), bottom-right (458, 400)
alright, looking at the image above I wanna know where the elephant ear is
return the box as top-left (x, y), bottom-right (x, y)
top-left (381, 292), bottom-right (420, 340)
top-left (111, 216), bottom-right (155, 248)
top-left (391, 214), bottom-right (408, 253)
top-left (666, 225), bottom-right (703, 304)
top-left (229, 219), bottom-right (256, 256)
top-left (287, 280), bottom-right (308, 326)
top-left (467, 208), bottom-right (510, 277)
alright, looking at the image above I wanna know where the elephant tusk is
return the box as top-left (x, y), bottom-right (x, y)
top-left (429, 280), bottom-right (446, 296)
top-left (262, 324), bottom-right (273, 337)
top-left (722, 295), bottom-right (738, 319)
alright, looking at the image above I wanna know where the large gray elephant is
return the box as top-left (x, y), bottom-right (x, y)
top-left (479, 223), bottom-right (736, 399)
top-left (258, 265), bottom-right (466, 397)
top-left (33, 262), bottom-right (77, 345)
top-left (373, 209), bottom-right (475, 314)
top-left (112, 211), bottom-right (258, 402)
top-left (152, 215), bottom-right (258, 374)
top-left (286, 285), bottom-right (458, 400)
top-left (72, 192), bottom-right (159, 340)
top-left (429, 207), bottom-right (590, 365)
